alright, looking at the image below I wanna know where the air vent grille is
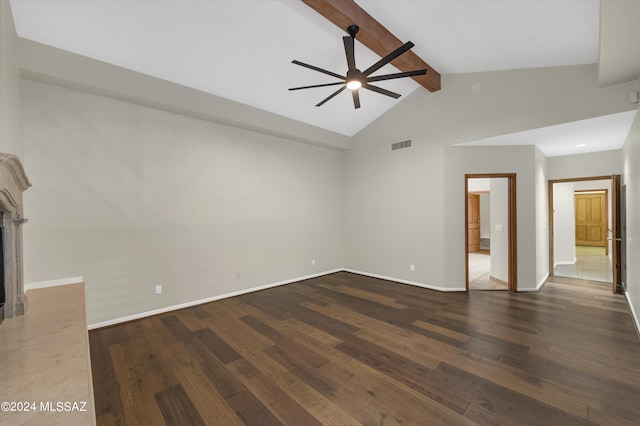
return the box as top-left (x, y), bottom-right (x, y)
top-left (391, 140), bottom-right (412, 151)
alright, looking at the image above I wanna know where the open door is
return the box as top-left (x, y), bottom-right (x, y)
top-left (467, 193), bottom-right (481, 252)
top-left (611, 174), bottom-right (622, 294)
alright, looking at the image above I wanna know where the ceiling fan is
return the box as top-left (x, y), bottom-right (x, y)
top-left (289, 25), bottom-right (427, 109)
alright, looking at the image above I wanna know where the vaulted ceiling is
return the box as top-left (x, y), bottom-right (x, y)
top-left (10, 0), bottom-right (605, 138)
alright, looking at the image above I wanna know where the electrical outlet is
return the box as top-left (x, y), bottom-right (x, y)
top-left (410, 264), bottom-right (415, 271)
top-left (312, 259), bottom-right (316, 265)
top-left (155, 285), bottom-right (162, 295)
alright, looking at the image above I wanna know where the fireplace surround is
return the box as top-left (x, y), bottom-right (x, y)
top-left (0, 153), bottom-right (31, 324)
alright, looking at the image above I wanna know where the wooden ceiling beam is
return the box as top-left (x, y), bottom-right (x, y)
top-left (300, 0), bottom-right (441, 92)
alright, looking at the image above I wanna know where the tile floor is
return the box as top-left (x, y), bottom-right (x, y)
top-left (468, 251), bottom-right (508, 291)
top-left (554, 245), bottom-right (613, 282)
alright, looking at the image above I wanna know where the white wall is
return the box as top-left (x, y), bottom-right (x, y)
top-left (553, 182), bottom-right (576, 265)
top-left (343, 136), bottom-right (446, 287)
top-left (489, 178), bottom-right (508, 282)
top-left (479, 193), bottom-right (490, 239)
top-left (22, 81), bottom-right (344, 325)
top-left (444, 146), bottom-right (538, 290)
top-left (0, 1), bottom-right (23, 158)
top-left (468, 178), bottom-right (490, 192)
top-left (547, 149), bottom-right (622, 180)
top-left (18, 39), bottom-right (351, 151)
top-left (622, 95), bottom-right (640, 332)
top-left (535, 147), bottom-right (549, 287)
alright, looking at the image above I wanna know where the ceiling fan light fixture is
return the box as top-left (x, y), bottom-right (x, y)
top-left (346, 68), bottom-right (363, 90)
top-left (346, 80), bottom-right (362, 90)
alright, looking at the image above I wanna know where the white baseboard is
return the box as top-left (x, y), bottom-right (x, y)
top-left (554, 258), bottom-right (577, 267)
top-left (88, 269), bottom-right (342, 329)
top-left (518, 273), bottom-right (550, 292)
top-left (342, 268), bottom-right (466, 292)
top-left (625, 291), bottom-right (640, 340)
top-left (25, 276), bottom-right (84, 291)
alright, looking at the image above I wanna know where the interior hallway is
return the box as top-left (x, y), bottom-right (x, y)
top-left (554, 246), bottom-right (613, 283)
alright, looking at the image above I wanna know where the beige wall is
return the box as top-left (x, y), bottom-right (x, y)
top-left (444, 146), bottom-right (538, 290)
top-left (0, 1), bottom-right (23, 158)
top-left (18, 39), bottom-right (351, 152)
top-left (489, 177), bottom-right (509, 283)
top-left (344, 64), bottom-right (636, 291)
top-left (547, 149), bottom-right (622, 180)
top-left (622, 90), bottom-right (640, 331)
top-left (553, 182), bottom-right (576, 265)
top-left (22, 81), bottom-right (344, 326)
top-left (534, 147), bottom-right (549, 287)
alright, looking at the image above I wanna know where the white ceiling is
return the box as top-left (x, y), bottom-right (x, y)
top-left (9, 0), bottom-right (601, 137)
top-left (454, 110), bottom-right (638, 157)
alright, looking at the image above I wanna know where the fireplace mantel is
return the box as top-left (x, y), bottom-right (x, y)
top-left (0, 153), bottom-right (31, 322)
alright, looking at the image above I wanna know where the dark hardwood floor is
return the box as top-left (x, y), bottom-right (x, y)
top-left (90, 272), bottom-right (640, 425)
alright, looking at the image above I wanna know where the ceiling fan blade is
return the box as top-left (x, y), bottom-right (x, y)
top-left (289, 81), bottom-right (346, 91)
top-left (316, 86), bottom-right (347, 107)
top-left (362, 42), bottom-right (415, 76)
top-left (352, 89), bottom-right (361, 109)
top-left (366, 69), bottom-right (427, 83)
top-left (363, 83), bottom-right (401, 99)
top-left (292, 60), bottom-right (345, 80)
top-left (343, 36), bottom-right (356, 70)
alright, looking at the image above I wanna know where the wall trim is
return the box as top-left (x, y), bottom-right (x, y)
top-left (342, 269), bottom-right (466, 292)
top-left (519, 272), bottom-right (550, 292)
top-left (489, 275), bottom-right (508, 287)
top-left (88, 269), bottom-right (342, 329)
top-left (554, 258), bottom-right (577, 267)
top-left (25, 276), bottom-right (84, 291)
top-left (625, 291), bottom-right (640, 340)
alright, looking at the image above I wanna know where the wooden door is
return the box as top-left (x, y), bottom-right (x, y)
top-left (467, 193), bottom-right (480, 252)
top-left (575, 192), bottom-right (607, 247)
top-left (612, 175), bottom-right (622, 293)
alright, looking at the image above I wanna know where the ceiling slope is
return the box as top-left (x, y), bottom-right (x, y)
top-left (9, 0), bottom-right (601, 137)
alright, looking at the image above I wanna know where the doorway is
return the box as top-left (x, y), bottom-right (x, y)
top-left (465, 174), bottom-right (517, 291)
top-left (548, 175), bottom-right (622, 293)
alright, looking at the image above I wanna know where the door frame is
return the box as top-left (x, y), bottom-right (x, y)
top-left (548, 175), bottom-right (622, 293)
top-left (465, 174), bottom-right (517, 291)
top-left (612, 174), bottom-right (622, 293)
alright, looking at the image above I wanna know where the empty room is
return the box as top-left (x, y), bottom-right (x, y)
top-left (1, 1), bottom-right (640, 425)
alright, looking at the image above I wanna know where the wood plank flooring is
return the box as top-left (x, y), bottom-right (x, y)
top-left (89, 272), bottom-right (640, 425)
